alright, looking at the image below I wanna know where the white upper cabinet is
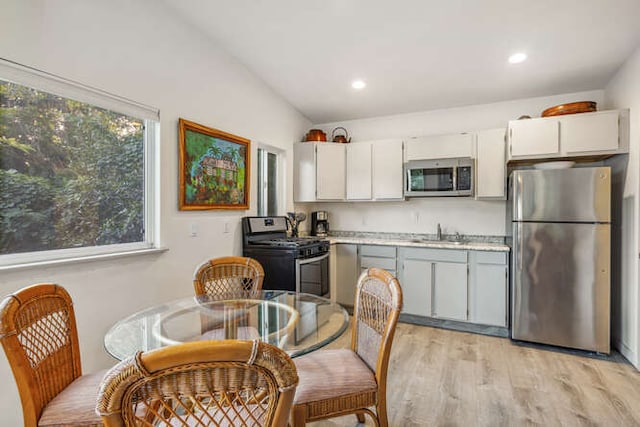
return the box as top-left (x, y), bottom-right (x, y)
top-left (294, 139), bottom-right (404, 203)
top-left (293, 142), bottom-right (316, 202)
top-left (509, 118), bottom-right (559, 158)
top-left (475, 128), bottom-right (507, 199)
top-left (508, 109), bottom-right (628, 161)
top-left (372, 139), bottom-right (404, 200)
top-left (346, 143), bottom-right (372, 200)
top-left (347, 139), bottom-right (403, 201)
top-left (293, 142), bottom-right (345, 202)
top-left (316, 143), bottom-right (346, 200)
top-left (561, 110), bottom-right (619, 154)
top-left (405, 133), bottom-right (473, 161)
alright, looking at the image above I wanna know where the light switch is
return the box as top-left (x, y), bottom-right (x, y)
top-left (190, 223), bottom-right (198, 237)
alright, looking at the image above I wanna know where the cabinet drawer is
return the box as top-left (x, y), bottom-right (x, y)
top-left (360, 245), bottom-right (396, 258)
top-left (401, 247), bottom-right (467, 263)
top-left (360, 256), bottom-right (396, 271)
top-left (473, 251), bottom-right (507, 265)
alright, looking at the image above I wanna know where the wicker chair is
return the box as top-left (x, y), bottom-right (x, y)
top-left (96, 340), bottom-right (299, 427)
top-left (193, 256), bottom-right (265, 340)
top-left (290, 267), bottom-right (403, 427)
top-left (0, 283), bottom-right (105, 427)
top-left (193, 256), bottom-right (265, 299)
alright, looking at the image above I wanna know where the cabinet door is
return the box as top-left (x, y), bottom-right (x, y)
top-left (400, 259), bottom-right (432, 317)
top-left (432, 262), bottom-right (467, 321)
top-left (471, 263), bottom-right (507, 327)
top-left (475, 128), bottom-right (506, 199)
top-left (372, 140), bottom-right (404, 199)
top-left (346, 143), bottom-right (372, 200)
top-left (405, 133), bottom-right (473, 160)
top-left (561, 110), bottom-right (619, 154)
top-left (293, 143), bottom-right (316, 202)
top-left (316, 143), bottom-right (345, 200)
top-left (509, 118), bottom-right (559, 158)
top-left (334, 244), bottom-right (359, 306)
top-left (359, 245), bottom-right (397, 276)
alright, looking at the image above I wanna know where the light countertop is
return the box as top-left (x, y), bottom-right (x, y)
top-left (326, 235), bottom-right (510, 252)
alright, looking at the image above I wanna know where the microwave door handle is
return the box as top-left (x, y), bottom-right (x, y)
top-left (405, 169), bottom-right (410, 192)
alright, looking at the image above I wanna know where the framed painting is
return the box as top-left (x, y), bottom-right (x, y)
top-left (179, 118), bottom-right (250, 210)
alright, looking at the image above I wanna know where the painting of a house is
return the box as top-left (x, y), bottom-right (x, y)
top-left (179, 119), bottom-right (250, 210)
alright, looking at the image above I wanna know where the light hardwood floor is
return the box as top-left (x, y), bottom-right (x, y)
top-left (310, 322), bottom-right (640, 427)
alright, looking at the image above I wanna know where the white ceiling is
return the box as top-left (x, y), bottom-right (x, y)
top-left (162, 0), bottom-right (640, 124)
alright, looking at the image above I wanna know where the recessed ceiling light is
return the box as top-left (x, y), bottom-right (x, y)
top-left (508, 53), bottom-right (527, 64)
top-left (351, 80), bottom-right (366, 90)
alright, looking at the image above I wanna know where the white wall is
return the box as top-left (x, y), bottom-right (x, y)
top-left (605, 45), bottom-right (640, 368)
top-left (304, 90), bottom-right (604, 236)
top-left (0, 1), bottom-right (310, 424)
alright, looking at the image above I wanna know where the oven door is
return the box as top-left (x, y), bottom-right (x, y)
top-left (295, 252), bottom-right (329, 297)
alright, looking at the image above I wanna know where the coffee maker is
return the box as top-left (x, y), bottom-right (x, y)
top-left (310, 211), bottom-right (329, 237)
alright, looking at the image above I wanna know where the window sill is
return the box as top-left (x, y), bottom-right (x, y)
top-left (0, 247), bottom-right (169, 272)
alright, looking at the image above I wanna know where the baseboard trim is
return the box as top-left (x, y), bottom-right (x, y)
top-left (613, 338), bottom-right (638, 370)
top-left (399, 313), bottom-right (509, 338)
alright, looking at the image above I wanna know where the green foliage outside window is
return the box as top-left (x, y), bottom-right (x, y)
top-left (0, 81), bottom-right (145, 255)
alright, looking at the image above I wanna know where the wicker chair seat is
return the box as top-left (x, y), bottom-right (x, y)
top-left (293, 349), bottom-right (377, 419)
top-left (38, 369), bottom-right (107, 427)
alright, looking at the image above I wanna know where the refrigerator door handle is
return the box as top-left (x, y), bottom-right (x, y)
top-left (516, 223), bottom-right (523, 271)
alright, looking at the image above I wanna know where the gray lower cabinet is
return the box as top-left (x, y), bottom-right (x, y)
top-left (400, 258), bottom-right (432, 317)
top-left (332, 243), bottom-right (509, 328)
top-left (432, 261), bottom-right (468, 320)
top-left (359, 245), bottom-right (397, 276)
top-left (332, 243), bottom-right (359, 307)
top-left (468, 251), bottom-right (508, 327)
top-left (399, 247), bottom-right (468, 321)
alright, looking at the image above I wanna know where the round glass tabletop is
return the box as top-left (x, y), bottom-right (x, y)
top-left (104, 290), bottom-right (349, 360)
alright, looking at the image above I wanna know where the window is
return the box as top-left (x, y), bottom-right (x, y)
top-left (0, 59), bottom-right (159, 267)
top-left (257, 145), bottom-right (284, 216)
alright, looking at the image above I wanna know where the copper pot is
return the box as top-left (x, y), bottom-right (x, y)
top-left (305, 129), bottom-right (327, 142)
top-left (331, 126), bottom-right (351, 143)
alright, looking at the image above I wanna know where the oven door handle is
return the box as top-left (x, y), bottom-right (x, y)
top-left (297, 252), bottom-right (329, 265)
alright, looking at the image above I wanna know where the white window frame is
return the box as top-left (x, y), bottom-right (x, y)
top-left (257, 143), bottom-right (286, 216)
top-left (0, 58), bottom-right (161, 270)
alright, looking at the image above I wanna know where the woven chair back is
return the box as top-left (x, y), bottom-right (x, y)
top-left (193, 256), bottom-right (265, 299)
top-left (351, 268), bottom-right (403, 379)
top-left (0, 283), bottom-right (82, 426)
top-left (97, 340), bottom-right (298, 427)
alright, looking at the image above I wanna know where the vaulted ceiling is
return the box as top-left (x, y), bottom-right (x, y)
top-left (162, 0), bottom-right (640, 123)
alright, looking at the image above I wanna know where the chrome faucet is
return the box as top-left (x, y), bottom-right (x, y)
top-left (454, 232), bottom-right (462, 242)
top-left (436, 223), bottom-right (442, 241)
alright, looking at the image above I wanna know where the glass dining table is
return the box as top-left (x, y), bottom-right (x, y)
top-left (104, 290), bottom-right (350, 360)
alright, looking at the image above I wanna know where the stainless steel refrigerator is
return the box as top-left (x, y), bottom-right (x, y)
top-left (510, 166), bottom-right (611, 353)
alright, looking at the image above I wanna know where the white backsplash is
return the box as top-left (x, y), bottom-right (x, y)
top-left (300, 198), bottom-right (506, 236)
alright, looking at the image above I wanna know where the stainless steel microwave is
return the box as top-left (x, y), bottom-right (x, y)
top-left (404, 158), bottom-right (474, 197)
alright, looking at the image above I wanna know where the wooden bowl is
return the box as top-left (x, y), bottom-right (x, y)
top-left (541, 101), bottom-right (597, 117)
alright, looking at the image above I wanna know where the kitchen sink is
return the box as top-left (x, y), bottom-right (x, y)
top-left (409, 238), bottom-right (467, 245)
